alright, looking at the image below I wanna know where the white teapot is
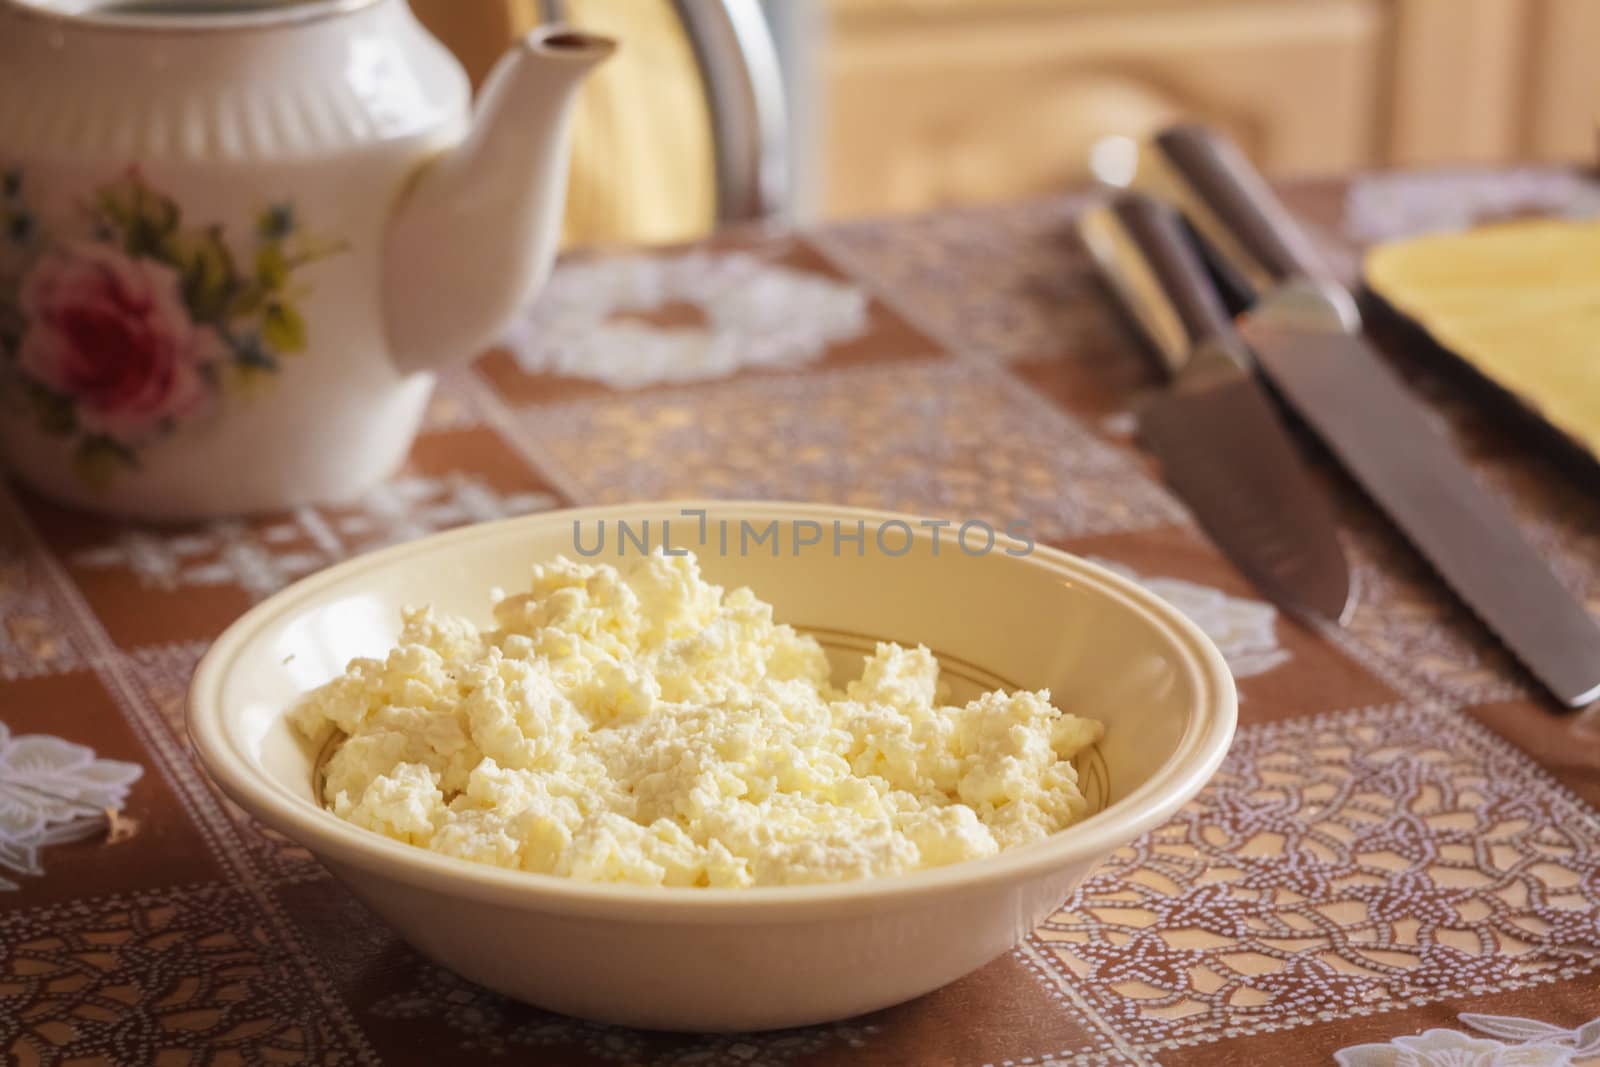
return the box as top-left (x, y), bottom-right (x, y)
top-left (0, 0), bottom-right (613, 519)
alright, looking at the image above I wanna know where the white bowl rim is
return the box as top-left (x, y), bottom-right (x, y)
top-left (188, 500), bottom-right (1237, 922)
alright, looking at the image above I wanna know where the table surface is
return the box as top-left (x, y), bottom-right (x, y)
top-left (5, 167), bottom-right (1600, 1067)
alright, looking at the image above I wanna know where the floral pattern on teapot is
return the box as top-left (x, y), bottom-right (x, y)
top-left (0, 167), bottom-right (344, 487)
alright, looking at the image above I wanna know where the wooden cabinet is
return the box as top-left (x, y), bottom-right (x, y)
top-left (1513, 0), bottom-right (1600, 162)
top-left (822, 0), bottom-right (1597, 219)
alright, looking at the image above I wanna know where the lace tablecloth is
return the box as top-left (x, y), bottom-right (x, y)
top-left (5, 169), bottom-right (1600, 1067)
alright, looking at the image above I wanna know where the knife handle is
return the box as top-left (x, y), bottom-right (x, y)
top-left (1077, 192), bottom-right (1250, 378)
top-left (1145, 123), bottom-right (1330, 293)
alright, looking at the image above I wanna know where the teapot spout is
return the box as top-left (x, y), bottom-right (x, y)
top-left (382, 26), bottom-right (614, 374)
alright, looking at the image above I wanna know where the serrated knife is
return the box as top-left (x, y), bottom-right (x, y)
top-left (1143, 123), bottom-right (1600, 708)
top-left (1078, 193), bottom-right (1353, 622)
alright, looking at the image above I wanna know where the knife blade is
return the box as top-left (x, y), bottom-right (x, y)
top-left (1147, 123), bottom-right (1600, 708)
top-left (1078, 193), bottom-right (1353, 622)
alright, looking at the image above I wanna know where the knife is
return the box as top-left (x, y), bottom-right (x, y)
top-left (1078, 193), bottom-right (1353, 622)
top-left (1145, 123), bottom-right (1600, 708)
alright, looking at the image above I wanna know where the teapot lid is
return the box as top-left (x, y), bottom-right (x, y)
top-left (2, 0), bottom-right (385, 33)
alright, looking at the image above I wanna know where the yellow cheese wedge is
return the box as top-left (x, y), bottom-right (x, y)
top-left (1364, 219), bottom-right (1600, 458)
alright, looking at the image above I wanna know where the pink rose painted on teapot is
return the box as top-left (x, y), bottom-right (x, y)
top-left (1, 167), bottom-right (344, 487)
top-left (18, 241), bottom-right (223, 446)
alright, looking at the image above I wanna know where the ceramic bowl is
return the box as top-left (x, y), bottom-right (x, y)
top-left (188, 501), bottom-right (1236, 1031)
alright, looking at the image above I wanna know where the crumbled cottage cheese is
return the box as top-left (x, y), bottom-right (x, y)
top-left (292, 551), bottom-right (1103, 887)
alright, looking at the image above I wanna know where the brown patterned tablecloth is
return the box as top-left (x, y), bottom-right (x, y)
top-left (5, 168), bottom-right (1600, 1067)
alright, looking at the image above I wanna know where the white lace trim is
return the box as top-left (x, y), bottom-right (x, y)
top-left (1089, 557), bottom-right (1291, 680)
top-left (1345, 168), bottom-right (1600, 244)
top-left (0, 721), bottom-right (143, 890)
top-left (1336, 1011), bottom-right (1600, 1066)
top-left (502, 251), bottom-right (869, 390)
top-left (70, 474), bottom-right (559, 601)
